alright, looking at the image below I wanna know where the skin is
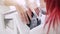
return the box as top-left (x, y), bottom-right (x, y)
top-left (40, 0), bottom-right (46, 8)
top-left (4, 0), bottom-right (30, 24)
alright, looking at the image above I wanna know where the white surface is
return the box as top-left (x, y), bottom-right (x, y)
top-left (0, 5), bottom-right (30, 34)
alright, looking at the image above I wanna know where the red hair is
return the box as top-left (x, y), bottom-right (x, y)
top-left (44, 0), bottom-right (60, 34)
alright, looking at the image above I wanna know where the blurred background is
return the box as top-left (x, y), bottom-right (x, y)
top-left (0, 0), bottom-right (48, 34)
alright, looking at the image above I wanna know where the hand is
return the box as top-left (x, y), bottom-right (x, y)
top-left (4, 0), bottom-right (17, 6)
